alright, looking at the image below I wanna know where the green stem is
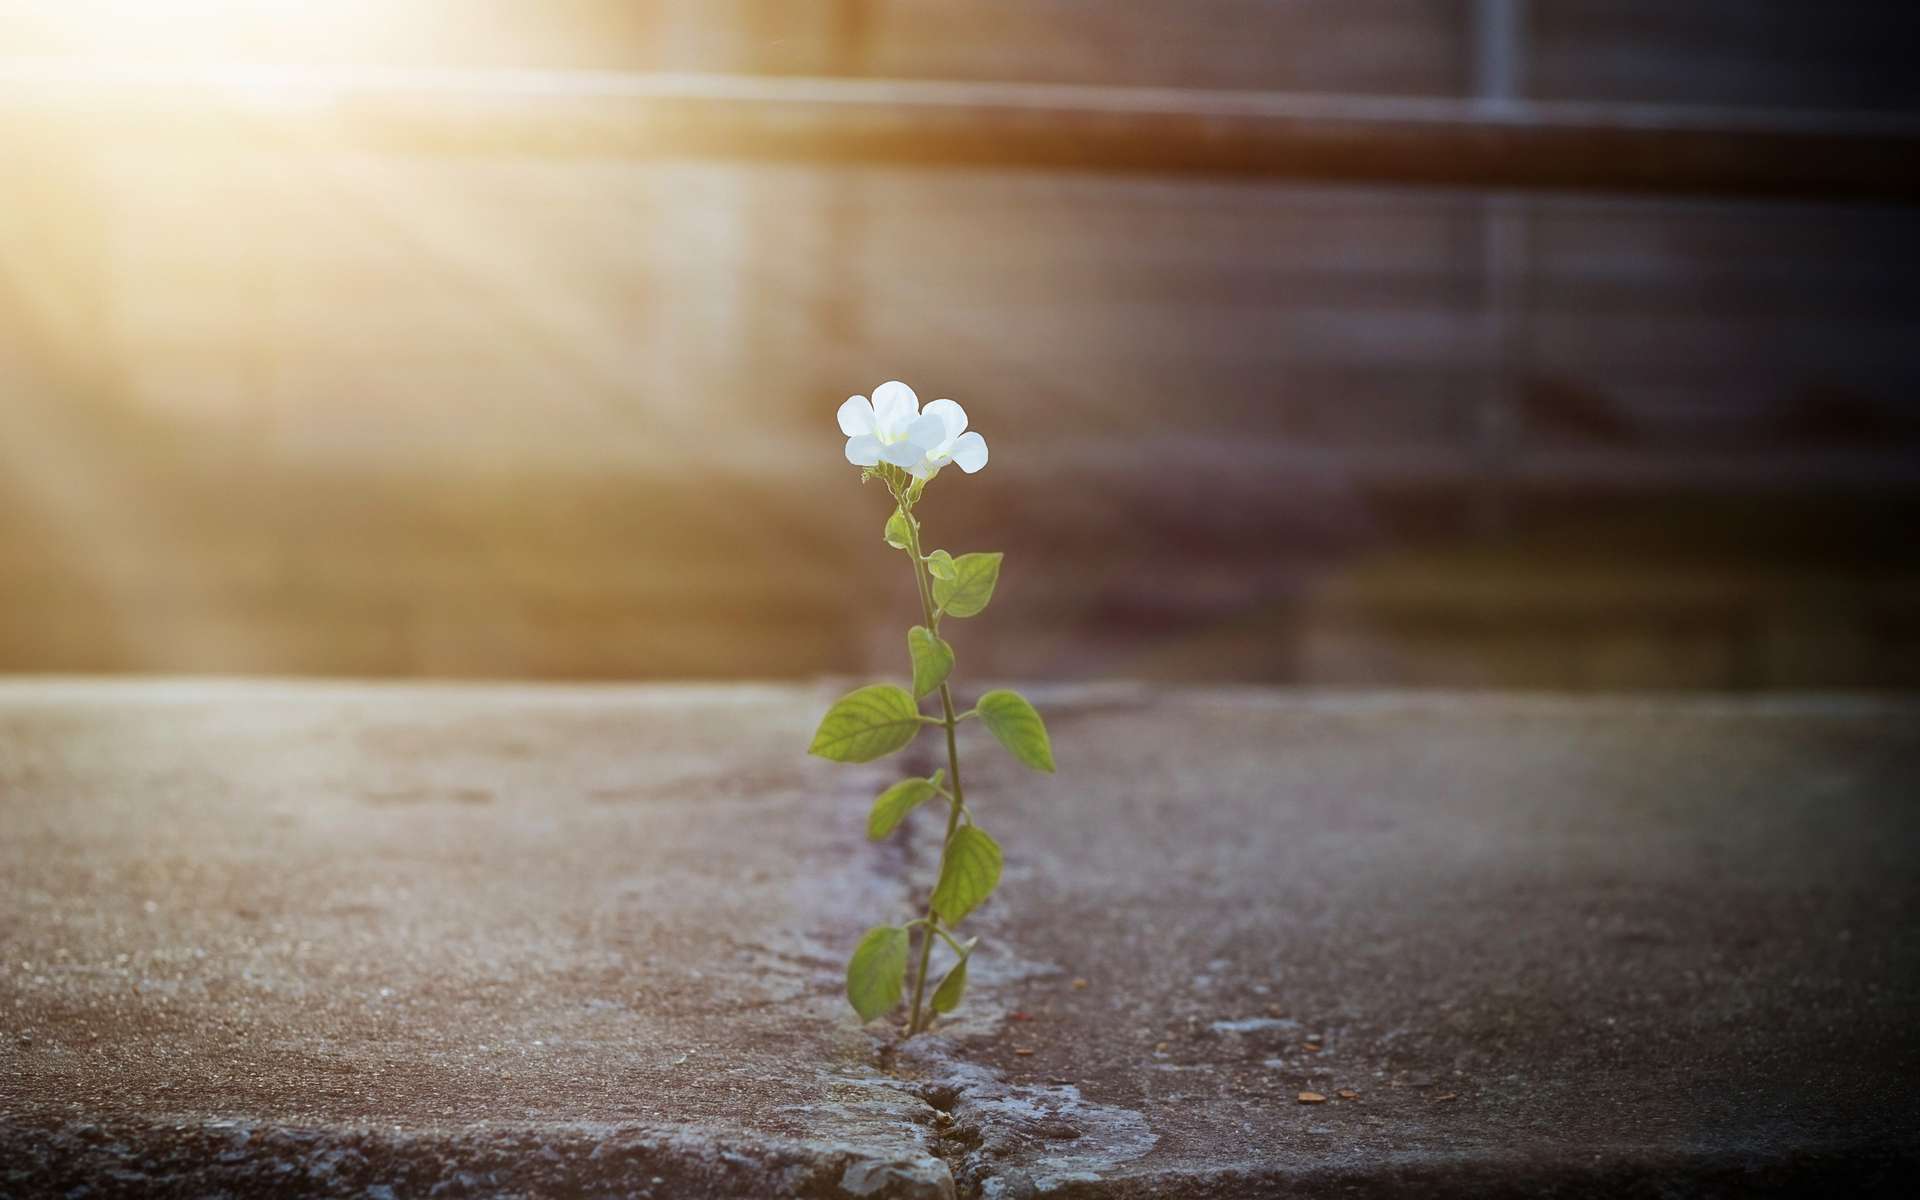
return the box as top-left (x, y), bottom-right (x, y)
top-left (899, 501), bottom-right (967, 1038)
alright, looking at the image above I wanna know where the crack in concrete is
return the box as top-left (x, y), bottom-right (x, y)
top-left (899, 1048), bottom-right (1158, 1199)
top-left (801, 1041), bottom-right (1160, 1199)
top-left (810, 714), bottom-right (1158, 1197)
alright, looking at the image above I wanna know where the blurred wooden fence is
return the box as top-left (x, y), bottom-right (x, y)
top-left (3, 2), bottom-right (1918, 687)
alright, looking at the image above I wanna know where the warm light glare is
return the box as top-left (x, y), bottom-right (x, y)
top-left (3, 0), bottom-right (407, 64)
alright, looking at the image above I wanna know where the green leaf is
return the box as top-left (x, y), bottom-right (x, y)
top-left (868, 773), bottom-right (942, 841)
top-left (930, 824), bottom-right (1003, 924)
top-left (907, 626), bottom-right (955, 698)
top-left (932, 955), bottom-right (969, 1014)
top-left (932, 552), bottom-right (1003, 619)
top-left (809, 685), bottom-right (924, 763)
top-left (846, 925), bottom-right (910, 1022)
top-left (925, 550), bottom-right (958, 581)
top-left (977, 689), bottom-right (1056, 773)
top-left (884, 510), bottom-right (912, 550)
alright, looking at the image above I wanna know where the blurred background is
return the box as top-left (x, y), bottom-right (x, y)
top-left (3, 1), bottom-right (1918, 689)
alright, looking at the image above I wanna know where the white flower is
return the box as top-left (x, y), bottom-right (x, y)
top-left (838, 381), bottom-right (988, 479)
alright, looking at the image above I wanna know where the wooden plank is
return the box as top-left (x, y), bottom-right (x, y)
top-left (4, 66), bottom-right (1918, 201)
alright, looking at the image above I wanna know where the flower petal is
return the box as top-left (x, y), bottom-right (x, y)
top-left (921, 399), bottom-right (968, 442)
top-left (951, 431), bottom-right (988, 473)
top-left (905, 411), bottom-right (948, 452)
top-left (871, 380), bottom-right (919, 439)
top-left (880, 438), bottom-right (924, 469)
top-left (845, 434), bottom-right (882, 467)
top-left (837, 395), bottom-right (875, 437)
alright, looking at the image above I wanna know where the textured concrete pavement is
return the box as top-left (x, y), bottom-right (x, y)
top-left (3, 681), bottom-right (1918, 1197)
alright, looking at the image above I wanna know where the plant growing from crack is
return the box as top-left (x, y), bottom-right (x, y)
top-left (810, 381), bottom-right (1055, 1037)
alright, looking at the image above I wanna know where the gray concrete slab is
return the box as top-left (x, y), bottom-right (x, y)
top-left (3, 680), bottom-right (1917, 1197)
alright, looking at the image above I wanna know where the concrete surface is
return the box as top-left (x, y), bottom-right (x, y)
top-left (3, 680), bottom-right (1918, 1197)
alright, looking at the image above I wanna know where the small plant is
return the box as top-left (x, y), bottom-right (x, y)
top-left (810, 381), bottom-right (1055, 1037)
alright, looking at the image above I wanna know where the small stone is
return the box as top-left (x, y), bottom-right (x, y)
top-left (1297, 1092), bottom-right (1327, 1104)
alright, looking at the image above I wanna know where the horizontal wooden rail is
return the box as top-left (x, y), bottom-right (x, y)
top-left (4, 64), bottom-right (1920, 201)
